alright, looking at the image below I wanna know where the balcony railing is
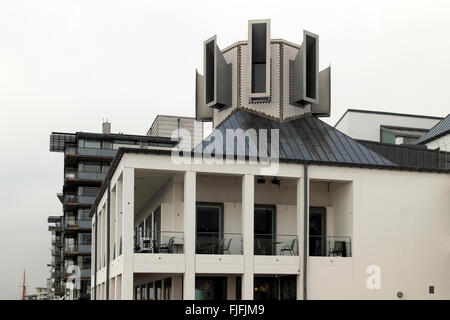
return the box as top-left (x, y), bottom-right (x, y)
top-left (196, 232), bottom-right (243, 255)
top-left (65, 219), bottom-right (91, 229)
top-left (64, 194), bottom-right (96, 205)
top-left (64, 243), bottom-right (91, 254)
top-left (134, 231), bottom-right (184, 254)
top-left (254, 234), bottom-right (299, 256)
top-left (64, 267), bottom-right (90, 279)
top-left (309, 235), bottom-right (352, 257)
top-left (65, 171), bottom-right (107, 182)
top-left (65, 146), bottom-right (116, 158)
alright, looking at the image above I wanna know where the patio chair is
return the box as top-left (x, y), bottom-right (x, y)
top-left (330, 241), bottom-right (345, 257)
top-left (219, 238), bottom-right (232, 254)
top-left (280, 238), bottom-right (297, 256)
top-left (159, 236), bottom-right (175, 253)
top-left (254, 237), bottom-right (266, 255)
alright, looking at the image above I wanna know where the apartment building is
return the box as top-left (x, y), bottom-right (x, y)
top-left (48, 122), bottom-right (178, 299)
top-left (90, 20), bottom-right (450, 300)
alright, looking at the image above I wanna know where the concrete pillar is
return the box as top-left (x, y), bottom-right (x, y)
top-left (296, 177), bottom-right (304, 300)
top-left (242, 174), bottom-right (254, 300)
top-left (172, 275), bottom-right (183, 300)
top-left (121, 167), bottom-right (135, 300)
top-left (183, 171), bottom-right (196, 299)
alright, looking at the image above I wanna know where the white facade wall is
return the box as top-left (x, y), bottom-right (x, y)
top-left (93, 153), bottom-right (450, 300)
top-left (335, 111), bottom-right (442, 142)
top-left (426, 134), bottom-right (450, 152)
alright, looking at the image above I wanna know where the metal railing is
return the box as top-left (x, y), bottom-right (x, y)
top-left (134, 231), bottom-right (184, 254)
top-left (65, 171), bottom-right (107, 181)
top-left (196, 232), bottom-right (243, 255)
top-left (65, 219), bottom-right (91, 229)
top-left (254, 234), bottom-right (299, 256)
top-left (309, 235), bottom-right (352, 257)
top-left (64, 243), bottom-right (91, 254)
top-left (65, 146), bottom-right (116, 158)
top-left (64, 194), bottom-right (96, 205)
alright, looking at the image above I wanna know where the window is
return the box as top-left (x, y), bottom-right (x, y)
top-left (291, 30), bottom-right (319, 105)
top-left (196, 203), bottom-right (224, 254)
top-left (164, 278), bottom-right (172, 300)
top-left (203, 35), bottom-right (230, 108)
top-left (195, 277), bottom-right (227, 300)
top-left (205, 38), bottom-right (215, 105)
top-left (141, 284), bottom-right (147, 300)
top-left (254, 205), bottom-right (276, 255)
top-left (155, 280), bottom-right (162, 300)
top-left (77, 208), bottom-right (90, 221)
top-left (254, 277), bottom-right (278, 300)
top-left (79, 233), bottom-right (91, 245)
top-left (78, 186), bottom-right (99, 197)
top-left (249, 20), bottom-right (270, 98)
top-left (85, 140), bottom-right (101, 148)
top-left (148, 282), bottom-right (154, 300)
top-left (280, 276), bottom-right (296, 300)
top-left (305, 33), bottom-right (318, 100)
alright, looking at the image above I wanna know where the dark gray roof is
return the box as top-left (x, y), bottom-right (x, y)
top-left (358, 139), bottom-right (449, 170)
top-left (415, 114), bottom-right (450, 145)
top-left (195, 109), bottom-right (395, 167)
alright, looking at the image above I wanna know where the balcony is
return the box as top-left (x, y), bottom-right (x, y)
top-left (65, 243), bottom-right (91, 255)
top-left (196, 232), bottom-right (242, 255)
top-left (134, 231), bottom-right (184, 254)
top-left (309, 236), bottom-right (352, 257)
top-left (65, 219), bottom-right (91, 230)
top-left (64, 194), bottom-right (96, 206)
top-left (65, 146), bottom-right (116, 159)
top-left (65, 171), bottom-right (107, 182)
top-left (64, 267), bottom-right (90, 279)
top-left (254, 234), bottom-right (298, 256)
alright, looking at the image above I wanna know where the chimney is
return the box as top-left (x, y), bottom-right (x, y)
top-left (102, 119), bottom-right (111, 134)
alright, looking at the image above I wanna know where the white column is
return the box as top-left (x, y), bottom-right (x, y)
top-left (183, 171), bottom-right (196, 299)
top-left (296, 177), bottom-right (304, 300)
top-left (121, 167), bottom-right (135, 300)
top-left (227, 275), bottom-right (236, 300)
top-left (172, 275), bottom-right (183, 300)
top-left (242, 174), bottom-right (254, 300)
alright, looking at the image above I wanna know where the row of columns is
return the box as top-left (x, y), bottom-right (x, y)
top-left (96, 168), bottom-right (307, 300)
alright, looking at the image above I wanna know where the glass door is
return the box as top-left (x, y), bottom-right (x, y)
top-left (196, 203), bottom-right (223, 254)
top-left (254, 205), bottom-right (276, 255)
top-left (309, 207), bottom-right (327, 256)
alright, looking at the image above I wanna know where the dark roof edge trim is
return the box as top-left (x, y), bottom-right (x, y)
top-left (334, 108), bottom-right (444, 128)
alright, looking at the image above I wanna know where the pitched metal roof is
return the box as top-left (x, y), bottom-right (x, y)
top-left (415, 114), bottom-right (450, 145)
top-left (196, 109), bottom-right (395, 167)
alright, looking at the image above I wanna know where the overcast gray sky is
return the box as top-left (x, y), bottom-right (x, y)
top-left (0, 0), bottom-right (449, 299)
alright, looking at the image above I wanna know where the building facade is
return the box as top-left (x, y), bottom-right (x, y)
top-left (48, 122), bottom-right (178, 299)
top-left (334, 109), bottom-right (443, 144)
top-left (90, 20), bottom-right (450, 300)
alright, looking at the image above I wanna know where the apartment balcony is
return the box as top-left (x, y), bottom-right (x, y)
top-left (64, 170), bottom-right (107, 185)
top-left (65, 146), bottom-right (116, 162)
top-left (64, 267), bottom-right (90, 279)
top-left (309, 235), bottom-right (352, 257)
top-left (65, 219), bottom-right (92, 230)
top-left (64, 194), bottom-right (96, 206)
top-left (254, 234), bottom-right (298, 256)
top-left (196, 232), bottom-right (242, 255)
top-left (134, 231), bottom-right (184, 254)
top-left (64, 243), bottom-right (91, 255)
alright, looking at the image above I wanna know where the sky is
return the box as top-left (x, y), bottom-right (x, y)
top-left (0, 0), bottom-right (449, 299)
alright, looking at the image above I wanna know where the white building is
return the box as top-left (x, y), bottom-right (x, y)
top-left (90, 20), bottom-right (450, 300)
top-left (335, 109), bottom-right (443, 145)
